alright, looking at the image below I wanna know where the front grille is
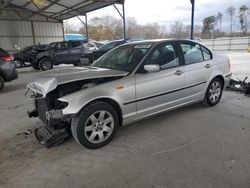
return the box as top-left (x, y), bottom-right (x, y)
top-left (35, 92), bottom-right (68, 128)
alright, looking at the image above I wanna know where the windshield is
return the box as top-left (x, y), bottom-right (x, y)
top-left (46, 42), bottom-right (58, 49)
top-left (92, 44), bottom-right (152, 72)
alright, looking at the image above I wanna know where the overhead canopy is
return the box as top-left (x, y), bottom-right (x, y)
top-left (1, 0), bottom-right (124, 21)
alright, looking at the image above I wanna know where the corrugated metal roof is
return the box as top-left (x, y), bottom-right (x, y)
top-left (4, 0), bottom-right (124, 21)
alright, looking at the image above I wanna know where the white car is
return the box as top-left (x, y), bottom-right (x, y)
top-left (27, 39), bottom-right (232, 149)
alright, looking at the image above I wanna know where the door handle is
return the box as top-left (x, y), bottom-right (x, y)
top-left (174, 70), bottom-right (184, 76)
top-left (204, 64), bottom-right (211, 69)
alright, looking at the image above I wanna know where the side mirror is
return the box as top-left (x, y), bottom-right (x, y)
top-left (144, 64), bottom-right (160, 73)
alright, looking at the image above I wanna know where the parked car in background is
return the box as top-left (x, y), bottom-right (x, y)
top-left (82, 38), bottom-right (139, 64)
top-left (32, 40), bottom-right (97, 71)
top-left (13, 44), bottom-right (48, 68)
top-left (92, 41), bottom-right (105, 48)
top-left (0, 48), bottom-right (18, 91)
top-left (27, 39), bottom-right (231, 149)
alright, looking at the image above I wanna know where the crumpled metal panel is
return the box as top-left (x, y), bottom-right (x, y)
top-left (27, 67), bottom-right (128, 97)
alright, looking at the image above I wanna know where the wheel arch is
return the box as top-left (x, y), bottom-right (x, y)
top-left (78, 97), bottom-right (123, 126)
top-left (212, 75), bottom-right (225, 88)
top-left (38, 56), bottom-right (54, 64)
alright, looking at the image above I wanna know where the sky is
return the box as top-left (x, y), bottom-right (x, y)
top-left (68, 0), bottom-right (250, 32)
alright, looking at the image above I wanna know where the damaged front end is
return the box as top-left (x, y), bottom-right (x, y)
top-left (26, 70), bottom-right (126, 147)
top-left (26, 89), bottom-right (72, 147)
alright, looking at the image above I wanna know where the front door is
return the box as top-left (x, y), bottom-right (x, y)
top-left (54, 42), bottom-right (71, 64)
top-left (135, 42), bottom-right (185, 117)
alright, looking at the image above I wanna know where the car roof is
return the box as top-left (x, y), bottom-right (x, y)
top-left (123, 39), bottom-right (199, 46)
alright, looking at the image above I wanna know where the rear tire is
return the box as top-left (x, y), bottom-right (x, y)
top-left (71, 102), bottom-right (119, 149)
top-left (204, 77), bottom-right (223, 106)
top-left (39, 58), bottom-right (53, 71)
top-left (0, 75), bottom-right (5, 92)
top-left (14, 59), bottom-right (24, 68)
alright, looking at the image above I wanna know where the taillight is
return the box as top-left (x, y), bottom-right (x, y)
top-left (0, 55), bottom-right (13, 61)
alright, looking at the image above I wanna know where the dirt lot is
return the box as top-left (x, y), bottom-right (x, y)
top-left (0, 53), bottom-right (250, 188)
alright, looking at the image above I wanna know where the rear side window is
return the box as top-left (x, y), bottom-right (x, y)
top-left (201, 46), bottom-right (212, 60)
top-left (181, 43), bottom-right (203, 64)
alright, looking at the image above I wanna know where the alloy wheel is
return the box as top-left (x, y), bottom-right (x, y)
top-left (42, 60), bottom-right (52, 70)
top-left (208, 81), bottom-right (221, 103)
top-left (84, 110), bottom-right (114, 144)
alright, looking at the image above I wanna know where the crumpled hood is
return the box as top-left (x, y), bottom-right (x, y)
top-left (27, 66), bottom-right (128, 97)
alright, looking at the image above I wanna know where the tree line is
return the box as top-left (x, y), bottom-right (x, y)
top-left (64, 4), bottom-right (250, 41)
top-left (202, 5), bottom-right (249, 38)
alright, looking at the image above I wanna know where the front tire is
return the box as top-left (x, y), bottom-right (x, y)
top-left (71, 102), bottom-right (119, 149)
top-left (204, 77), bottom-right (223, 106)
top-left (39, 58), bottom-right (53, 71)
top-left (0, 75), bottom-right (4, 91)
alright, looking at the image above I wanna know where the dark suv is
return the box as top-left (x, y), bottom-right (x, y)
top-left (0, 48), bottom-right (18, 91)
top-left (32, 40), bottom-right (97, 71)
top-left (13, 44), bottom-right (48, 68)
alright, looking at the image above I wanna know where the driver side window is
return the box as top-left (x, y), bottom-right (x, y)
top-left (145, 44), bottom-right (179, 70)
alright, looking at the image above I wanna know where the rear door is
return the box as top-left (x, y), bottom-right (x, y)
top-left (54, 42), bottom-right (71, 64)
top-left (179, 41), bottom-right (213, 100)
top-left (135, 42), bottom-right (185, 116)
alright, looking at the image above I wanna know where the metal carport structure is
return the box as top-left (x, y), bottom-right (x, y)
top-left (0, 0), bottom-right (126, 51)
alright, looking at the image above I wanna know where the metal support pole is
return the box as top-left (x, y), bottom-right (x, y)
top-left (77, 15), bottom-right (88, 40)
top-left (62, 21), bottom-right (65, 41)
top-left (113, 3), bottom-right (126, 39)
top-left (85, 14), bottom-right (89, 40)
top-left (122, 2), bottom-right (126, 39)
top-left (190, 0), bottom-right (195, 40)
top-left (31, 21), bottom-right (36, 44)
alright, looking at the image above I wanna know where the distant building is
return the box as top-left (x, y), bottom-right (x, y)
top-left (65, 34), bottom-right (86, 41)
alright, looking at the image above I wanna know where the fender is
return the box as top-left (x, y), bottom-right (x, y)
top-left (58, 76), bottom-right (136, 117)
top-left (59, 87), bottom-right (123, 115)
top-left (201, 70), bottom-right (229, 99)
